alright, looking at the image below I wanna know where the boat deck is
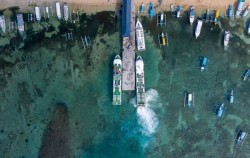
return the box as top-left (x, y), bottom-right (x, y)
top-left (122, 0), bottom-right (135, 91)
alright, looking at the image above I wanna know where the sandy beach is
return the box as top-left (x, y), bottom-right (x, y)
top-left (1, 0), bottom-right (250, 15)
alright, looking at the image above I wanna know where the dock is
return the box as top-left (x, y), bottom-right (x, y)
top-left (122, 0), bottom-right (135, 90)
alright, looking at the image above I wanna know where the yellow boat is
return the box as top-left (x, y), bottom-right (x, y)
top-left (215, 10), bottom-right (220, 18)
top-left (162, 33), bottom-right (166, 46)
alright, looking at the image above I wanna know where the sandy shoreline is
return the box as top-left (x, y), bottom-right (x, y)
top-left (0, 0), bottom-right (250, 15)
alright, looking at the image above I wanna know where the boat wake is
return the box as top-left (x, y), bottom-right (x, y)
top-left (131, 89), bottom-right (160, 136)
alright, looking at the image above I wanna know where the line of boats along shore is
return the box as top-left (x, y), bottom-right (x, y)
top-left (113, 1), bottom-right (250, 145)
top-left (0, 2), bottom-right (70, 36)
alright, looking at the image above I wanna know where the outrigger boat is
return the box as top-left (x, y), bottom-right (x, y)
top-left (63, 3), bottom-right (69, 21)
top-left (228, 5), bottom-right (233, 18)
top-left (16, 14), bottom-right (24, 36)
top-left (195, 19), bottom-right (203, 39)
top-left (242, 69), bottom-right (250, 81)
top-left (184, 91), bottom-right (194, 108)
top-left (189, 6), bottom-right (195, 25)
top-left (0, 15), bottom-right (6, 33)
top-left (56, 2), bottom-right (62, 20)
top-left (236, 0), bottom-right (245, 18)
top-left (242, 5), bottom-right (250, 18)
top-left (158, 32), bottom-right (168, 48)
top-left (235, 129), bottom-right (248, 145)
top-left (136, 56), bottom-right (146, 107)
top-left (248, 22), bottom-right (250, 35)
top-left (228, 90), bottom-right (234, 104)
top-left (176, 5), bottom-right (181, 18)
top-left (149, 2), bottom-right (155, 17)
top-left (140, 2), bottom-right (145, 13)
top-left (35, 7), bottom-right (41, 21)
top-left (214, 10), bottom-right (220, 23)
top-left (205, 9), bottom-right (210, 22)
top-left (224, 30), bottom-right (230, 47)
top-left (198, 56), bottom-right (208, 71)
top-left (135, 19), bottom-right (146, 51)
top-left (215, 103), bottom-right (226, 118)
top-left (113, 55), bottom-right (122, 105)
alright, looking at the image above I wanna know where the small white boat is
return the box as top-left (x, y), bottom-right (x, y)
top-left (63, 3), bottom-right (69, 21)
top-left (224, 30), bottom-right (230, 47)
top-left (236, 0), bottom-right (245, 17)
top-left (135, 19), bottom-right (145, 51)
top-left (35, 7), bottom-right (41, 21)
top-left (0, 15), bottom-right (6, 33)
top-left (189, 6), bottom-right (195, 25)
top-left (56, 2), bottom-right (62, 20)
top-left (242, 5), bottom-right (250, 18)
top-left (46, 6), bottom-right (50, 19)
top-left (229, 90), bottom-right (234, 103)
top-left (195, 19), bottom-right (203, 39)
top-left (17, 14), bottom-right (24, 35)
top-left (248, 22), bottom-right (250, 35)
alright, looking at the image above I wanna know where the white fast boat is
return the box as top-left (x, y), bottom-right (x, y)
top-left (136, 56), bottom-right (145, 107)
top-left (195, 19), bottom-right (203, 39)
top-left (224, 30), bottom-right (230, 47)
top-left (113, 55), bottom-right (122, 105)
top-left (136, 19), bottom-right (146, 51)
top-left (0, 15), bottom-right (6, 33)
top-left (189, 6), bottom-right (195, 25)
top-left (63, 3), bottom-right (69, 21)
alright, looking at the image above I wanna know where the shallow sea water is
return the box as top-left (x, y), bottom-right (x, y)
top-left (0, 10), bottom-right (250, 158)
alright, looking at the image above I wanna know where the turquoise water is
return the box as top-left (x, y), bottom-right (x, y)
top-left (0, 10), bottom-right (250, 157)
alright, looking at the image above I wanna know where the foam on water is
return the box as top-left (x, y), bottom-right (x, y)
top-left (133, 89), bottom-right (160, 136)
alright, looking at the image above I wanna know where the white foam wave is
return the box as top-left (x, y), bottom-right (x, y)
top-left (130, 89), bottom-right (160, 136)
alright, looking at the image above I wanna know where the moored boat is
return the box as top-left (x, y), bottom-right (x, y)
top-left (35, 7), bottom-right (41, 21)
top-left (135, 19), bottom-right (145, 51)
top-left (195, 19), bottom-right (203, 39)
top-left (136, 56), bottom-right (145, 107)
top-left (16, 14), bottom-right (24, 35)
top-left (205, 9), bottom-right (210, 22)
top-left (56, 2), bottom-right (62, 20)
top-left (248, 22), bottom-right (250, 35)
top-left (0, 15), bottom-right (6, 33)
top-left (224, 30), bottom-right (230, 47)
top-left (189, 6), bottom-right (195, 25)
top-left (113, 55), bottom-right (122, 105)
top-left (149, 2), bottom-right (155, 17)
top-left (235, 129), bottom-right (248, 145)
top-left (215, 103), bottom-right (226, 117)
top-left (242, 5), bottom-right (250, 18)
top-left (228, 4), bottom-right (233, 18)
top-left (176, 5), bottom-right (181, 18)
top-left (140, 2), bottom-right (145, 13)
top-left (63, 3), bottom-right (69, 21)
top-left (236, 0), bottom-right (245, 17)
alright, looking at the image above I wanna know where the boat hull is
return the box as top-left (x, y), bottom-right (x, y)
top-left (113, 55), bottom-right (122, 105)
top-left (195, 20), bottom-right (203, 39)
top-left (0, 15), bottom-right (6, 33)
top-left (136, 20), bottom-right (146, 51)
top-left (224, 31), bottom-right (230, 47)
top-left (64, 3), bottom-right (69, 21)
top-left (136, 56), bottom-right (145, 107)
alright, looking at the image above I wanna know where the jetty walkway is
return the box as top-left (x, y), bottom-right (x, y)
top-left (122, 0), bottom-right (135, 90)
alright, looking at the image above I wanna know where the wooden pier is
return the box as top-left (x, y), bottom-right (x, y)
top-left (122, 0), bottom-right (135, 90)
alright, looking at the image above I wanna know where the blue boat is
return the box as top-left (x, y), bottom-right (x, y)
top-left (198, 56), bottom-right (208, 71)
top-left (205, 9), bottom-right (210, 22)
top-left (228, 4), bottom-right (233, 18)
top-left (140, 2), bottom-right (145, 13)
top-left (215, 103), bottom-right (226, 117)
top-left (149, 2), bottom-right (155, 17)
top-left (176, 5), bottom-right (181, 18)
